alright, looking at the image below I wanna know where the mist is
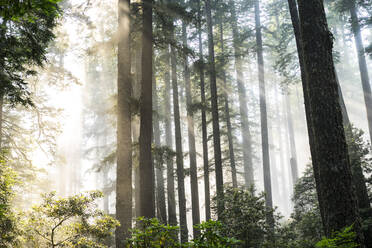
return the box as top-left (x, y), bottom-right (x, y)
top-left (1, 0), bottom-right (372, 247)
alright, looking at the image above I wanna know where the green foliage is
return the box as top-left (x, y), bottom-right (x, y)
top-left (315, 226), bottom-right (358, 248)
top-left (126, 218), bottom-right (240, 248)
top-left (126, 217), bottom-right (181, 248)
top-left (21, 191), bottom-right (119, 247)
top-left (0, 0), bottom-right (61, 21)
top-left (290, 126), bottom-right (372, 247)
top-left (0, 163), bottom-right (20, 247)
top-left (211, 186), bottom-right (274, 247)
top-left (291, 164), bottom-right (324, 247)
top-left (345, 127), bottom-right (372, 200)
top-left (191, 220), bottom-right (241, 248)
top-left (0, 0), bottom-right (61, 105)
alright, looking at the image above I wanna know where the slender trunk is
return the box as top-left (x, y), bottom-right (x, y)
top-left (134, 120), bottom-right (141, 218)
top-left (103, 167), bottom-right (109, 213)
top-left (205, 0), bottom-right (224, 217)
top-left (163, 47), bottom-right (177, 226)
top-left (285, 90), bottom-right (298, 184)
top-left (336, 72), bottom-right (350, 126)
top-left (116, 0), bottom-right (132, 244)
top-left (255, 0), bottom-right (273, 227)
top-left (335, 14), bottom-right (372, 246)
top-left (268, 120), bottom-right (280, 207)
top-left (171, 24), bottom-right (188, 243)
top-left (219, 17), bottom-right (237, 188)
top-left (282, 95), bottom-right (294, 211)
top-left (153, 63), bottom-right (167, 224)
top-left (275, 87), bottom-right (290, 214)
top-left (350, 2), bottom-right (372, 145)
top-left (335, 74), bottom-right (370, 213)
top-left (182, 20), bottom-right (200, 237)
top-left (133, 48), bottom-right (142, 219)
top-left (139, 0), bottom-right (155, 218)
top-left (0, 92), bottom-right (3, 150)
top-left (297, 0), bottom-right (364, 245)
top-left (196, 0), bottom-right (211, 221)
top-left (230, 0), bottom-right (254, 187)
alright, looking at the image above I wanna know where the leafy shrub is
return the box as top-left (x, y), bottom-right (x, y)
top-left (191, 220), bottom-right (241, 248)
top-left (126, 218), bottom-right (240, 248)
top-left (21, 191), bottom-right (119, 247)
top-left (126, 217), bottom-right (181, 248)
top-left (0, 164), bottom-right (20, 247)
top-left (315, 226), bottom-right (358, 248)
top-left (212, 186), bottom-right (273, 247)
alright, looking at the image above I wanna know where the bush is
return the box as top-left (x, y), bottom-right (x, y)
top-left (126, 217), bottom-right (181, 248)
top-left (126, 218), bottom-right (240, 248)
top-left (21, 191), bottom-right (119, 247)
top-left (191, 220), bottom-right (241, 248)
top-left (212, 186), bottom-right (273, 247)
top-left (0, 163), bottom-right (20, 247)
top-left (315, 226), bottom-right (358, 248)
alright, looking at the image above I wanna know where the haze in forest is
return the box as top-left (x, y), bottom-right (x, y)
top-left (1, 0), bottom-right (372, 247)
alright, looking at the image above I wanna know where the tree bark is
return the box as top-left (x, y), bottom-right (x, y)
top-left (163, 46), bottom-right (177, 226)
top-left (139, 0), bottom-right (155, 218)
top-left (196, 0), bottom-right (211, 221)
top-left (133, 48), bottom-right (142, 219)
top-left (229, 0), bottom-right (254, 187)
top-left (350, 1), bottom-right (372, 145)
top-left (285, 90), bottom-right (298, 184)
top-left (153, 61), bottom-right (167, 224)
top-left (276, 86), bottom-right (291, 214)
top-left (255, 0), bottom-right (274, 227)
top-left (182, 20), bottom-right (200, 237)
top-left (297, 0), bottom-right (364, 244)
top-left (0, 91), bottom-right (3, 150)
top-left (170, 23), bottom-right (188, 243)
top-left (287, 0), bottom-right (326, 230)
top-left (116, 0), bottom-right (132, 245)
top-left (205, 0), bottom-right (224, 217)
top-left (219, 17), bottom-right (237, 188)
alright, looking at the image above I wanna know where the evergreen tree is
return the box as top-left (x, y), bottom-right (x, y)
top-left (116, 0), bottom-right (132, 244)
top-left (139, 0), bottom-right (155, 219)
top-left (297, 0), bottom-right (364, 245)
top-left (205, 0), bottom-right (224, 218)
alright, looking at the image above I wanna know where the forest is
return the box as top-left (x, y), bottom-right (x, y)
top-left (0, 0), bottom-right (372, 247)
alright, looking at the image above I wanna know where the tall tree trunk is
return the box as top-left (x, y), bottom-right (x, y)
top-left (336, 72), bottom-right (350, 126)
top-left (287, 0), bottom-right (326, 230)
top-left (196, 0), bottom-right (211, 221)
top-left (133, 49), bottom-right (142, 219)
top-left (350, 1), bottom-right (372, 145)
top-left (139, 0), bottom-right (155, 218)
top-left (170, 23), bottom-right (188, 243)
top-left (297, 0), bottom-right (364, 244)
top-left (182, 20), bottom-right (200, 237)
top-left (163, 46), bottom-right (177, 226)
top-left (268, 120), bottom-right (280, 207)
top-left (103, 166), bottom-right (109, 213)
top-left (153, 63), bottom-right (167, 224)
top-left (229, 0), bottom-right (254, 187)
top-left (0, 92), bottom-right (3, 150)
top-left (285, 90), bottom-right (298, 184)
top-left (219, 17), bottom-right (237, 188)
top-left (275, 87), bottom-right (291, 214)
top-left (255, 0), bottom-right (274, 227)
top-left (116, 0), bottom-right (132, 244)
top-left (205, 0), bottom-right (224, 217)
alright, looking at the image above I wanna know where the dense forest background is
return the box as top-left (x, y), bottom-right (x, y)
top-left (1, 0), bottom-right (372, 247)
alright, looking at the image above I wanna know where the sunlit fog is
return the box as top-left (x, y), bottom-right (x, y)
top-left (1, 0), bottom-right (372, 247)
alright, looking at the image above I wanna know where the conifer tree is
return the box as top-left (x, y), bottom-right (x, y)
top-left (116, 0), bottom-right (132, 244)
